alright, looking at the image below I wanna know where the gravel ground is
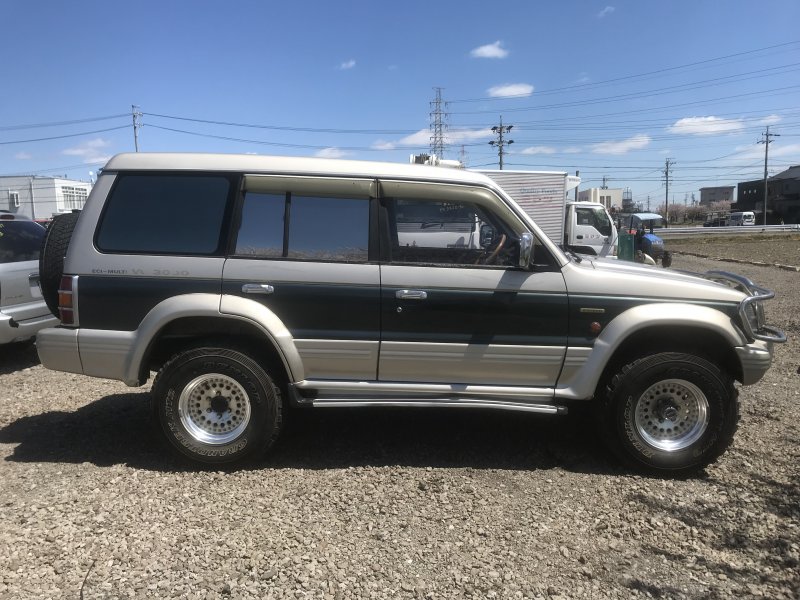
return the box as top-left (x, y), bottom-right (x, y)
top-left (1, 242), bottom-right (798, 600)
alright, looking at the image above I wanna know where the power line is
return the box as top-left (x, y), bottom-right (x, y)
top-left (0, 114), bottom-right (130, 132)
top-left (449, 40), bottom-right (800, 103)
top-left (0, 126), bottom-right (129, 146)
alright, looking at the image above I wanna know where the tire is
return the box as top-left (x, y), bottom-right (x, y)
top-left (661, 251), bottom-right (673, 268)
top-left (600, 352), bottom-right (738, 475)
top-left (152, 347), bottom-right (283, 465)
top-left (39, 212), bottom-right (80, 317)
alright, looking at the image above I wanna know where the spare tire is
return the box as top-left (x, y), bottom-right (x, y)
top-left (39, 212), bottom-right (80, 317)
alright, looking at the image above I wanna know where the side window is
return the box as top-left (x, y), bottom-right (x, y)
top-left (96, 174), bottom-right (231, 255)
top-left (234, 192), bottom-right (369, 263)
top-left (385, 197), bottom-right (516, 267)
top-left (0, 221), bottom-right (45, 264)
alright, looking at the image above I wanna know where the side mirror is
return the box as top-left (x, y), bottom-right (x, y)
top-left (479, 224), bottom-right (495, 248)
top-left (518, 232), bottom-right (533, 269)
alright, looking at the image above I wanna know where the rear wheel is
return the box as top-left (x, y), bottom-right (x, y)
top-left (600, 352), bottom-right (738, 475)
top-left (39, 212), bottom-right (80, 317)
top-left (152, 347), bottom-right (283, 465)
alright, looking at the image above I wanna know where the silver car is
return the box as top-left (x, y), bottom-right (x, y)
top-left (0, 213), bottom-right (58, 345)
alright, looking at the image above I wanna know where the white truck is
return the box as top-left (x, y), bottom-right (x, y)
top-left (475, 169), bottom-right (618, 257)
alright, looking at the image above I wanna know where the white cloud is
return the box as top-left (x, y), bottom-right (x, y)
top-left (14, 152), bottom-right (32, 160)
top-left (597, 6), bottom-right (615, 18)
top-left (521, 146), bottom-right (557, 155)
top-left (591, 134), bottom-right (651, 155)
top-left (759, 114), bottom-right (782, 126)
top-left (487, 83), bottom-right (534, 98)
top-left (338, 59), bottom-right (356, 70)
top-left (733, 141), bottom-right (800, 162)
top-left (314, 147), bottom-right (348, 159)
top-left (470, 41), bottom-right (508, 59)
top-left (62, 138), bottom-right (112, 163)
top-left (574, 72), bottom-right (590, 84)
top-left (372, 127), bottom-right (493, 151)
top-left (563, 147), bottom-right (583, 154)
top-left (668, 116), bottom-right (744, 136)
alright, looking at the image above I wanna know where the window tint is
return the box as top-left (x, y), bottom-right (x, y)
top-left (0, 221), bottom-right (45, 264)
top-left (387, 198), bottom-right (515, 267)
top-left (233, 192), bottom-right (369, 262)
top-left (235, 193), bottom-right (284, 257)
top-left (288, 196), bottom-right (368, 261)
top-left (97, 174), bottom-right (231, 254)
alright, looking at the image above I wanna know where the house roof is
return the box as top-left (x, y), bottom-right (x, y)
top-left (771, 165), bottom-right (800, 180)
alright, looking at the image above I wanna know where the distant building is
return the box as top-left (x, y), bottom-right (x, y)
top-left (699, 186), bottom-right (735, 206)
top-left (1, 176), bottom-right (91, 220)
top-left (578, 187), bottom-right (622, 210)
top-left (737, 165), bottom-right (800, 224)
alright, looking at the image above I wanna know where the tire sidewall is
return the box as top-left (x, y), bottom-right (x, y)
top-left (612, 356), bottom-right (733, 472)
top-left (156, 350), bottom-right (278, 464)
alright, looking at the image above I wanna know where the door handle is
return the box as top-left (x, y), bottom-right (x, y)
top-left (396, 289), bottom-right (428, 300)
top-left (576, 235), bottom-right (584, 239)
top-left (242, 283), bottom-right (275, 295)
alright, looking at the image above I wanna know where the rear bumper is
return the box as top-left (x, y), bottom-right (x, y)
top-left (0, 312), bottom-right (59, 345)
top-left (37, 326), bottom-right (138, 385)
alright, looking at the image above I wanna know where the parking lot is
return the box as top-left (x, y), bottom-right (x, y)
top-left (1, 246), bottom-right (798, 600)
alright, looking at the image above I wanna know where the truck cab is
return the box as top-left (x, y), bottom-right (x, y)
top-left (564, 201), bottom-right (617, 257)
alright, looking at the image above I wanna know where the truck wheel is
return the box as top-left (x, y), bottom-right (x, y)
top-left (152, 347), bottom-right (283, 465)
top-left (39, 212), bottom-right (80, 317)
top-left (662, 251), bottom-right (673, 268)
top-left (600, 352), bottom-right (738, 475)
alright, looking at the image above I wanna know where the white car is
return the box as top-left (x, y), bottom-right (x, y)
top-left (0, 213), bottom-right (58, 345)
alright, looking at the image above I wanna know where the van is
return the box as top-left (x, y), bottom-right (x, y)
top-left (729, 211), bottom-right (755, 226)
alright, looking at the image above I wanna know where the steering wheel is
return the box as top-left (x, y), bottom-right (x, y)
top-left (478, 233), bottom-right (507, 265)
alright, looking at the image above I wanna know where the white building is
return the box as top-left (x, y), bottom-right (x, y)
top-left (577, 187), bottom-right (623, 210)
top-left (1, 176), bottom-right (91, 220)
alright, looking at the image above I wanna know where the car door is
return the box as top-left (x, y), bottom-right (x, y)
top-left (377, 179), bottom-right (569, 388)
top-left (222, 175), bottom-right (381, 380)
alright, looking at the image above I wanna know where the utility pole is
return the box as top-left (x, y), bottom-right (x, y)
top-left (489, 116), bottom-right (513, 169)
top-left (459, 145), bottom-right (468, 168)
top-left (647, 195), bottom-right (651, 212)
top-left (574, 170), bottom-right (579, 201)
top-left (601, 175), bottom-right (609, 189)
top-left (663, 158), bottom-right (675, 227)
top-left (758, 125), bottom-right (779, 225)
top-left (131, 105), bottom-right (143, 152)
top-left (429, 88), bottom-right (448, 159)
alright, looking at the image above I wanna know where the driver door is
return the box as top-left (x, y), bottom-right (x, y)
top-left (377, 180), bottom-right (568, 388)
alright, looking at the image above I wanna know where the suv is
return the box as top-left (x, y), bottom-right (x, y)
top-left (0, 212), bottom-right (58, 345)
top-left (36, 153), bottom-right (785, 473)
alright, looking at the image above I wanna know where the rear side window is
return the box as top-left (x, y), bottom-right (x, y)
top-left (235, 192), bottom-right (369, 262)
top-left (96, 174), bottom-right (232, 254)
top-left (0, 221), bottom-right (45, 264)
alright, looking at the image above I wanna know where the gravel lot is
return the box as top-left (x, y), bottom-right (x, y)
top-left (1, 240), bottom-right (798, 600)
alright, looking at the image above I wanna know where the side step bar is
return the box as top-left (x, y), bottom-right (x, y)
top-left (309, 398), bottom-right (566, 415)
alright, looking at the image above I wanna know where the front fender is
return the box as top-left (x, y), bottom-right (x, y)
top-left (556, 302), bottom-right (745, 400)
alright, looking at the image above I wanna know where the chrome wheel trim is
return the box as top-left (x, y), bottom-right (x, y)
top-left (633, 378), bottom-right (709, 452)
top-left (178, 373), bottom-right (251, 445)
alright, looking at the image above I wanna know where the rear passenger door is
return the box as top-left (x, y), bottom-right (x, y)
top-left (222, 175), bottom-right (381, 381)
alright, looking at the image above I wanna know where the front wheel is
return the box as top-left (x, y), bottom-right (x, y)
top-left (600, 353), bottom-right (738, 475)
top-left (152, 347), bottom-right (283, 465)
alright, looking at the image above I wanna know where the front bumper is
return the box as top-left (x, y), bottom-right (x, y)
top-left (736, 340), bottom-right (776, 385)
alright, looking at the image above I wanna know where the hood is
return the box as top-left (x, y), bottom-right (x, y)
top-left (562, 255), bottom-right (746, 304)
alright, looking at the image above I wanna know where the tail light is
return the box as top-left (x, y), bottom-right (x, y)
top-left (58, 275), bottom-right (79, 326)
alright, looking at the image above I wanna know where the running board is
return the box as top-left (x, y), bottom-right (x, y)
top-left (306, 397), bottom-right (566, 415)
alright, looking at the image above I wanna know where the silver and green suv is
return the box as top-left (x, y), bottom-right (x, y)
top-left (36, 153), bottom-right (785, 473)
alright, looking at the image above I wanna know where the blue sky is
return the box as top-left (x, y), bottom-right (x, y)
top-left (2, 0), bottom-right (799, 206)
